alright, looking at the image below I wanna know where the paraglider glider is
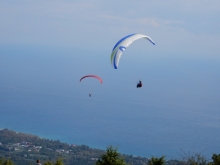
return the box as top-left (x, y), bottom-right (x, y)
top-left (79, 75), bottom-right (102, 97)
top-left (110, 33), bottom-right (155, 69)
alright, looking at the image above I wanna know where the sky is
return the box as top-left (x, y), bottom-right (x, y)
top-left (0, 0), bottom-right (220, 159)
top-left (0, 0), bottom-right (220, 58)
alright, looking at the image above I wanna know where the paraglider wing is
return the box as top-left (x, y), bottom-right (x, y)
top-left (110, 33), bottom-right (155, 69)
top-left (80, 75), bottom-right (103, 83)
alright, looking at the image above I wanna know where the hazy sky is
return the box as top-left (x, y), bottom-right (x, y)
top-left (0, 0), bottom-right (220, 59)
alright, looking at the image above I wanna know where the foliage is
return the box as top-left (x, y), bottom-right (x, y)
top-left (0, 158), bottom-right (14, 165)
top-left (209, 154), bottom-right (220, 165)
top-left (1, 128), bottom-right (219, 165)
top-left (43, 158), bottom-right (64, 165)
top-left (148, 156), bottom-right (166, 165)
top-left (0, 129), bottom-right (149, 164)
top-left (180, 150), bottom-right (209, 165)
top-left (96, 146), bottom-right (126, 165)
top-left (0, 158), bottom-right (4, 165)
top-left (44, 162), bottom-right (53, 165)
top-left (54, 159), bottom-right (64, 165)
top-left (3, 159), bottom-right (14, 165)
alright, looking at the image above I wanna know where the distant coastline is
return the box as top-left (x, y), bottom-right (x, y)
top-left (0, 128), bottom-right (152, 165)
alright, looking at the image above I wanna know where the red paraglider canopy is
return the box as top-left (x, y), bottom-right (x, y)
top-left (80, 75), bottom-right (103, 83)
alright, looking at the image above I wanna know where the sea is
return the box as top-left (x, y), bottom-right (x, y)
top-left (0, 46), bottom-right (220, 160)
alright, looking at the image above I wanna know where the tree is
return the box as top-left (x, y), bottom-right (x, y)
top-left (210, 154), bottom-right (220, 165)
top-left (180, 151), bottom-right (208, 165)
top-left (43, 159), bottom-right (64, 165)
top-left (96, 146), bottom-right (126, 165)
top-left (0, 158), bottom-right (4, 165)
top-left (2, 159), bottom-right (14, 165)
top-left (148, 156), bottom-right (165, 165)
top-left (0, 158), bottom-right (14, 165)
top-left (54, 159), bottom-right (64, 165)
top-left (44, 161), bottom-right (53, 165)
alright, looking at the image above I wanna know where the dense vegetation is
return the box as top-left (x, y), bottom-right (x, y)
top-left (0, 129), bottom-right (148, 165)
top-left (0, 129), bottom-right (219, 165)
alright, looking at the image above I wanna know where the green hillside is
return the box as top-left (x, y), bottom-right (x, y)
top-left (0, 129), bottom-right (149, 165)
top-left (0, 129), bottom-right (219, 165)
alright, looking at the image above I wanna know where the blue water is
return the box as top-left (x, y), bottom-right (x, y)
top-left (0, 46), bottom-right (220, 160)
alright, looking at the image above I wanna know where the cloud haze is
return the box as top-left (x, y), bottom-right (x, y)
top-left (0, 0), bottom-right (219, 58)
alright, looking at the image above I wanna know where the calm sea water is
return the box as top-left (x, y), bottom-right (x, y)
top-left (0, 48), bottom-right (220, 160)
